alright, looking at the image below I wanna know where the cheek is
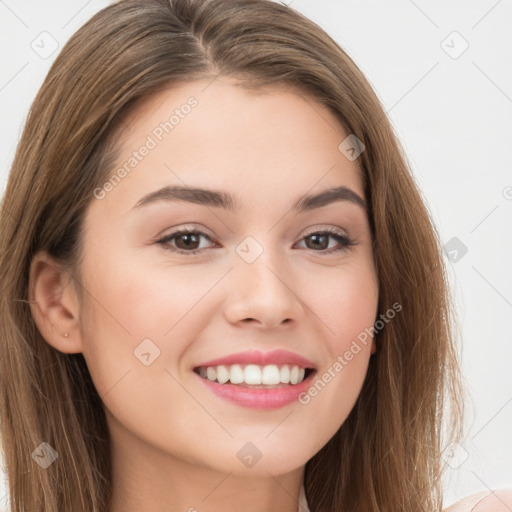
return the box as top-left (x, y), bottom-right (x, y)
top-left (298, 257), bottom-right (379, 349)
top-left (76, 257), bottom-right (201, 445)
top-left (73, 240), bottom-right (379, 475)
top-left (294, 261), bottom-right (378, 433)
top-left (324, 266), bottom-right (378, 385)
top-left (80, 243), bottom-right (202, 338)
top-left (77, 250), bottom-right (213, 394)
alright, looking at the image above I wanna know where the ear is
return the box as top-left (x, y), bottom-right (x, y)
top-left (370, 339), bottom-right (377, 355)
top-left (28, 251), bottom-right (84, 354)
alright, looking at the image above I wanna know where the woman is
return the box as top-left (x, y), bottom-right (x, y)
top-left (0, 0), bottom-right (509, 510)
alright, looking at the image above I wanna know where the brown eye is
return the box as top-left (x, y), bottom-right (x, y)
top-left (304, 233), bottom-right (330, 250)
top-left (156, 227), bottom-right (356, 256)
top-left (297, 230), bottom-right (356, 255)
top-left (174, 232), bottom-right (201, 250)
top-left (157, 229), bottom-right (215, 254)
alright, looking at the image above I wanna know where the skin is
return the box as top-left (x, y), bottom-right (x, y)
top-left (30, 78), bottom-right (379, 512)
top-left (473, 490), bottom-right (512, 512)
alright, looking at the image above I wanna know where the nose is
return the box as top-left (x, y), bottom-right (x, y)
top-left (223, 248), bottom-right (305, 329)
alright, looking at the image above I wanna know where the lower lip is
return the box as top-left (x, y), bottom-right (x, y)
top-left (195, 371), bottom-right (316, 410)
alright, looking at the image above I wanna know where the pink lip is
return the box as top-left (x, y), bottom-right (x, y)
top-left (195, 370), bottom-right (317, 409)
top-left (194, 349), bottom-right (316, 369)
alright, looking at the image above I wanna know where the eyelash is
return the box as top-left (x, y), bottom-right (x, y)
top-left (156, 226), bottom-right (357, 256)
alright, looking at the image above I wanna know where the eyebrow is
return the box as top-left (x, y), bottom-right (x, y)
top-left (131, 184), bottom-right (368, 213)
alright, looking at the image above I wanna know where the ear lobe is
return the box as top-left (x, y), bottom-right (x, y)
top-left (28, 251), bottom-right (83, 354)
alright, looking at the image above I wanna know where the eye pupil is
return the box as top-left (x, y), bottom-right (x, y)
top-left (176, 233), bottom-right (199, 250)
top-left (159, 229), bottom-right (351, 255)
top-left (306, 234), bottom-right (328, 250)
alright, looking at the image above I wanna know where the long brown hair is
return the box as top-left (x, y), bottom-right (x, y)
top-left (0, 0), bottom-right (464, 510)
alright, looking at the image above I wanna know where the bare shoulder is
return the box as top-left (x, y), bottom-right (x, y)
top-left (443, 488), bottom-right (512, 512)
top-left (472, 488), bottom-right (512, 511)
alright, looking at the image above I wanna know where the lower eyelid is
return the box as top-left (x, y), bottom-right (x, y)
top-left (296, 233), bottom-right (355, 252)
top-left (157, 230), bottom-right (355, 254)
top-left (157, 231), bottom-right (214, 251)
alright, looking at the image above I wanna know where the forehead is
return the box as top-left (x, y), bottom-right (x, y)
top-left (93, 78), bottom-right (365, 217)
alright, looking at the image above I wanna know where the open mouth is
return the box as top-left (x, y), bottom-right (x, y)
top-left (193, 364), bottom-right (316, 388)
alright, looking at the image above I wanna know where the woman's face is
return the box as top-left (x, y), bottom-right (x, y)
top-left (78, 78), bottom-right (379, 477)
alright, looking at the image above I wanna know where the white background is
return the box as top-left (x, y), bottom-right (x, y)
top-left (0, 0), bottom-right (511, 508)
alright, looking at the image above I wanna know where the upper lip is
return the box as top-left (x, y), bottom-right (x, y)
top-left (194, 349), bottom-right (316, 369)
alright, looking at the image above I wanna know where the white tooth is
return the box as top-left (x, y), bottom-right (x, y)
top-left (199, 367), bottom-right (207, 378)
top-left (216, 365), bottom-right (230, 384)
top-left (244, 364), bottom-right (262, 385)
top-left (229, 364), bottom-right (244, 384)
top-left (280, 365), bottom-right (290, 384)
top-left (289, 365), bottom-right (300, 385)
top-left (298, 367), bottom-right (305, 383)
top-left (206, 367), bottom-right (217, 382)
top-left (261, 364), bottom-right (281, 385)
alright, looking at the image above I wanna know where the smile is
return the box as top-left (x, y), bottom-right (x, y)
top-left (193, 363), bottom-right (313, 387)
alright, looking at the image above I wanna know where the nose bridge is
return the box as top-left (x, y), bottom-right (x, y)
top-left (224, 234), bottom-right (303, 327)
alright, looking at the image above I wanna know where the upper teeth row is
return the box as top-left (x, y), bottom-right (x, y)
top-left (198, 364), bottom-right (307, 385)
